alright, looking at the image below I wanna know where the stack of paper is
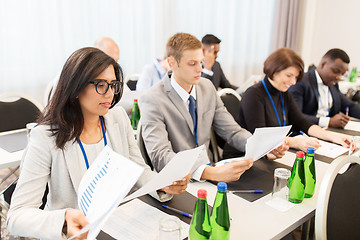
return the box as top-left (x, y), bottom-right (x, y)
top-left (124, 145), bottom-right (205, 202)
top-left (344, 120), bottom-right (360, 132)
top-left (316, 140), bottom-right (348, 159)
top-left (72, 146), bottom-right (145, 239)
top-left (102, 199), bottom-right (189, 239)
top-left (245, 125), bottom-right (291, 160)
top-left (71, 145), bottom-right (204, 239)
top-left (215, 126), bottom-right (291, 166)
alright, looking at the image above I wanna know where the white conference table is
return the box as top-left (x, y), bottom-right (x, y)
top-left (1, 124), bottom-right (357, 239)
top-left (186, 151), bottom-right (330, 240)
top-left (0, 130), bottom-right (25, 170)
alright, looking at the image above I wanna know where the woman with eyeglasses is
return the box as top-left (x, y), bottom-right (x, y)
top-left (7, 47), bottom-right (191, 240)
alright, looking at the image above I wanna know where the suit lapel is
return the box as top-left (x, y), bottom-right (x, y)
top-left (163, 73), bottom-right (194, 134)
top-left (196, 84), bottom-right (204, 140)
top-left (103, 115), bottom-right (122, 154)
top-left (329, 85), bottom-right (340, 114)
top-left (63, 141), bottom-right (85, 194)
top-left (309, 69), bottom-right (320, 103)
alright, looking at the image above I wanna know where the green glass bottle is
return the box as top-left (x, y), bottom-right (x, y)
top-left (189, 189), bottom-right (211, 240)
top-left (304, 147), bottom-right (316, 198)
top-left (130, 99), bottom-right (140, 130)
top-left (349, 67), bottom-right (358, 82)
top-left (210, 182), bottom-right (230, 240)
top-left (288, 151), bottom-right (306, 203)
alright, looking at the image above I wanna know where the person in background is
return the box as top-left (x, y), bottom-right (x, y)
top-left (93, 37), bottom-right (120, 62)
top-left (223, 48), bottom-right (352, 159)
top-left (136, 57), bottom-right (170, 91)
top-left (7, 47), bottom-right (191, 240)
top-left (49, 37), bottom-right (121, 102)
top-left (140, 33), bottom-right (288, 183)
top-left (201, 34), bottom-right (238, 90)
top-left (289, 48), bottom-right (360, 128)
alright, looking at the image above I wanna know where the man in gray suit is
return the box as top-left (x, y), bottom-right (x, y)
top-left (201, 34), bottom-right (238, 90)
top-left (139, 33), bottom-right (287, 183)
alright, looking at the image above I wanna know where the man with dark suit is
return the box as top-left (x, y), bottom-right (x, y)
top-left (139, 33), bottom-right (287, 183)
top-left (289, 48), bottom-right (360, 128)
top-left (201, 34), bottom-right (238, 90)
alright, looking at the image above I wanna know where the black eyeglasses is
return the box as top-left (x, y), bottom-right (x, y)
top-left (89, 79), bottom-right (122, 95)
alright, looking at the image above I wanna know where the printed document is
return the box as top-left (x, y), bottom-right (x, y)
top-left (70, 146), bottom-right (144, 240)
top-left (102, 199), bottom-right (189, 240)
top-left (215, 126), bottom-right (291, 166)
top-left (124, 145), bottom-right (205, 202)
top-left (316, 139), bottom-right (348, 159)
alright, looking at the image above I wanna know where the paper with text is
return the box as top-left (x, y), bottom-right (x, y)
top-left (123, 145), bottom-right (205, 202)
top-left (73, 146), bottom-right (144, 240)
top-left (244, 126), bottom-right (291, 161)
top-left (102, 199), bottom-right (189, 240)
top-left (316, 140), bottom-right (348, 159)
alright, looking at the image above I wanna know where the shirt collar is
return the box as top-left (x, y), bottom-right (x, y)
top-left (170, 74), bottom-right (197, 103)
top-left (315, 69), bottom-right (326, 87)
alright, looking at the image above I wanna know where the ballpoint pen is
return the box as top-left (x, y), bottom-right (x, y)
top-left (346, 106), bottom-right (349, 116)
top-left (229, 190), bottom-right (263, 194)
top-left (300, 130), bottom-right (320, 145)
top-left (162, 205), bottom-right (192, 218)
top-left (299, 130), bottom-right (309, 137)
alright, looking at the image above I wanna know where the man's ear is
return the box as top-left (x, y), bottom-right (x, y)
top-left (319, 59), bottom-right (327, 70)
top-left (167, 56), bottom-right (177, 69)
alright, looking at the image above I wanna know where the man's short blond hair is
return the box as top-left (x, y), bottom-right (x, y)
top-left (166, 33), bottom-right (202, 63)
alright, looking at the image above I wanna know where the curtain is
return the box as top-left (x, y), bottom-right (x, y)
top-left (271, 0), bottom-right (301, 51)
top-left (0, 0), bottom-right (277, 103)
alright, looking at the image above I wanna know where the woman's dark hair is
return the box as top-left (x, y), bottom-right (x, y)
top-left (39, 47), bottom-right (124, 149)
top-left (264, 48), bottom-right (304, 81)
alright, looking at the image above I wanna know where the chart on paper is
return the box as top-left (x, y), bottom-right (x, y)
top-left (76, 146), bottom-right (144, 240)
top-left (79, 159), bottom-right (111, 216)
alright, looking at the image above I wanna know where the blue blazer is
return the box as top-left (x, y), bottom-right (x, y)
top-left (288, 68), bottom-right (360, 124)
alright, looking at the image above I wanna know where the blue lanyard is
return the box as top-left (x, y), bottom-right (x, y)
top-left (154, 62), bottom-right (165, 80)
top-left (78, 116), bottom-right (107, 170)
top-left (318, 88), bottom-right (331, 117)
top-left (262, 80), bottom-right (286, 127)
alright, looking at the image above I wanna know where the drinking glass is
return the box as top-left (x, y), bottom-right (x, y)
top-left (159, 216), bottom-right (181, 240)
top-left (272, 168), bottom-right (291, 201)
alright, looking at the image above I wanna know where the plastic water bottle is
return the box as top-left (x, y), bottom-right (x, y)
top-left (210, 182), bottom-right (230, 240)
top-left (189, 189), bottom-right (211, 240)
top-left (304, 147), bottom-right (316, 198)
top-left (288, 151), bottom-right (306, 203)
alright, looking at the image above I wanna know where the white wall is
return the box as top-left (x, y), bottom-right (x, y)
top-left (0, 0), bottom-right (276, 105)
top-left (299, 0), bottom-right (360, 69)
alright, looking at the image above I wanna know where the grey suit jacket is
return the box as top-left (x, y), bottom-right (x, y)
top-left (139, 71), bottom-right (251, 172)
top-left (7, 107), bottom-right (162, 240)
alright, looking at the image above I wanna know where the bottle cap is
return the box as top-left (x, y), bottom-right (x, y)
top-left (134, 99), bottom-right (138, 102)
top-left (307, 147), bottom-right (315, 154)
top-left (197, 189), bottom-right (207, 199)
top-left (296, 151), bottom-right (305, 158)
top-left (217, 182), bottom-right (227, 191)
